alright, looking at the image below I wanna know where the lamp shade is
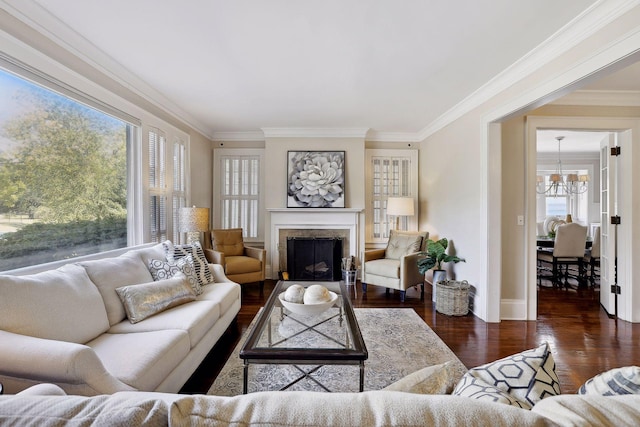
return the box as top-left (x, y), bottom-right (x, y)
top-left (386, 197), bottom-right (415, 217)
top-left (178, 207), bottom-right (210, 232)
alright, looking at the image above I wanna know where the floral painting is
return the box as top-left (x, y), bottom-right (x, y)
top-left (287, 151), bottom-right (345, 208)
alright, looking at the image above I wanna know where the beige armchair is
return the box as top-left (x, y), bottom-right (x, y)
top-left (203, 228), bottom-right (266, 292)
top-left (361, 230), bottom-right (429, 302)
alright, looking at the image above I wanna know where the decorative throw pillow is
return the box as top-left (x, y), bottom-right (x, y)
top-left (452, 342), bottom-right (560, 409)
top-left (578, 366), bottom-right (640, 395)
top-left (382, 362), bottom-right (459, 395)
top-left (148, 256), bottom-right (202, 295)
top-left (148, 258), bottom-right (181, 281)
top-left (162, 240), bottom-right (213, 287)
top-left (116, 274), bottom-right (196, 324)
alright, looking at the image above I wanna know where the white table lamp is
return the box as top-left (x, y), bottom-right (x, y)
top-left (178, 206), bottom-right (210, 244)
top-left (386, 197), bottom-right (415, 230)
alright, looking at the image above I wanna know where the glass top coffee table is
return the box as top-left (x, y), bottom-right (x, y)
top-left (239, 280), bottom-right (367, 393)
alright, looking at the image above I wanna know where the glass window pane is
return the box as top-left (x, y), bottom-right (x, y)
top-left (0, 69), bottom-right (128, 270)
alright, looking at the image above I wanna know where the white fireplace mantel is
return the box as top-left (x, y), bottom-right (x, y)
top-left (267, 208), bottom-right (362, 279)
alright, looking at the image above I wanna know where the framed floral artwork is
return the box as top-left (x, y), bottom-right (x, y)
top-left (287, 151), bottom-right (345, 208)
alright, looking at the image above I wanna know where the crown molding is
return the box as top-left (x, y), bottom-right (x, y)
top-left (261, 127), bottom-right (369, 139)
top-left (3, 0), bottom-right (637, 144)
top-left (416, 0), bottom-right (640, 142)
top-left (365, 131), bottom-right (421, 143)
top-left (551, 90), bottom-right (640, 106)
top-left (211, 131), bottom-right (265, 142)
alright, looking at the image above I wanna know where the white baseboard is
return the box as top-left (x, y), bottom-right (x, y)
top-left (500, 299), bottom-right (527, 320)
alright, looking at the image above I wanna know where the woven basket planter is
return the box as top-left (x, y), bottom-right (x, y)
top-left (435, 280), bottom-right (470, 316)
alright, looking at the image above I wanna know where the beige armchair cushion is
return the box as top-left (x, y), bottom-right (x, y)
top-left (225, 256), bottom-right (262, 275)
top-left (385, 230), bottom-right (427, 259)
top-left (211, 228), bottom-right (245, 256)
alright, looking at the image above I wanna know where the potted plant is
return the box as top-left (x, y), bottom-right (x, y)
top-left (417, 238), bottom-right (465, 301)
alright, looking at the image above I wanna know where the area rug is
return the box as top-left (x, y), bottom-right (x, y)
top-left (208, 308), bottom-right (467, 395)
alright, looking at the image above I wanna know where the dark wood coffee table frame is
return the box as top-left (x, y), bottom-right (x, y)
top-left (239, 280), bottom-right (367, 393)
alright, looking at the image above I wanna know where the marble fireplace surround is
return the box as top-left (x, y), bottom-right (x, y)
top-left (267, 208), bottom-right (362, 280)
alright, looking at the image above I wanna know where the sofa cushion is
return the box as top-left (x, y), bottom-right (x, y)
top-left (382, 361), bottom-right (459, 394)
top-left (197, 281), bottom-right (241, 316)
top-left (148, 256), bottom-right (202, 295)
top-left (0, 394), bottom-right (169, 426)
top-left (162, 241), bottom-right (213, 287)
top-left (122, 243), bottom-right (166, 266)
top-left (169, 391), bottom-right (551, 427)
top-left (385, 230), bottom-right (424, 260)
top-left (452, 342), bottom-right (560, 409)
top-left (116, 275), bottom-right (196, 324)
top-left (87, 330), bottom-right (191, 391)
top-left (108, 301), bottom-right (220, 348)
top-left (365, 258), bottom-right (400, 279)
top-left (80, 256), bottom-right (154, 326)
top-left (0, 264), bottom-right (109, 343)
top-left (531, 395), bottom-right (640, 427)
top-left (224, 255), bottom-right (262, 275)
top-left (578, 366), bottom-right (640, 395)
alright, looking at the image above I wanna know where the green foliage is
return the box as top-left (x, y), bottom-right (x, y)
top-left (0, 85), bottom-right (127, 222)
top-left (417, 238), bottom-right (465, 273)
top-left (0, 217), bottom-right (126, 260)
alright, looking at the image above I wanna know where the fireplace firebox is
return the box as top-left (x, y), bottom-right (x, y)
top-left (287, 237), bottom-right (343, 281)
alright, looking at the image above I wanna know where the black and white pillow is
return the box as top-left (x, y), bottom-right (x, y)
top-left (162, 240), bottom-right (213, 287)
top-left (579, 366), bottom-right (640, 395)
top-left (148, 258), bottom-right (180, 281)
top-left (452, 342), bottom-right (560, 409)
top-left (148, 256), bottom-right (202, 295)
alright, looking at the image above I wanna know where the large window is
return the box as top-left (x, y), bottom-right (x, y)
top-left (213, 149), bottom-right (264, 241)
top-left (0, 60), bottom-right (190, 271)
top-left (365, 149), bottom-right (418, 243)
top-left (0, 69), bottom-right (130, 271)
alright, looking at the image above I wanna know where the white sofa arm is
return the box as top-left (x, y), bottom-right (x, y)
top-left (208, 263), bottom-right (236, 284)
top-left (0, 330), bottom-right (135, 395)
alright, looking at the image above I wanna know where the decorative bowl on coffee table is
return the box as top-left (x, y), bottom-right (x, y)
top-left (278, 291), bottom-right (338, 316)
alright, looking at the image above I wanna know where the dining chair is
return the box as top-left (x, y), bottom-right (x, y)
top-left (537, 223), bottom-right (588, 289)
top-left (586, 226), bottom-right (601, 287)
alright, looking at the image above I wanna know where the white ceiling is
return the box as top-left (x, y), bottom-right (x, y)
top-left (536, 130), bottom-right (609, 153)
top-left (5, 0), bottom-right (638, 142)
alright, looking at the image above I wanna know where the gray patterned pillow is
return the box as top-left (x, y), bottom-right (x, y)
top-left (162, 240), bottom-right (213, 287)
top-left (452, 342), bottom-right (560, 409)
top-left (148, 256), bottom-right (202, 295)
top-left (579, 366), bottom-right (640, 395)
top-left (148, 258), bottom-right (180, 281)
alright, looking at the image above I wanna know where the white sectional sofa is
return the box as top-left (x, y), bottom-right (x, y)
top-left (1, 384), bottom-right (640, 426)
top-left (0, 242), bottom-right (241, 396)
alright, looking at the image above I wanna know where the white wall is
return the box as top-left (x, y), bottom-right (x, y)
top-left (419, 4), bottom-right (640, 322)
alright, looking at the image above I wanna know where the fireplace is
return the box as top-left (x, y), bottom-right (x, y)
top-left (287, 237), bottom-right (343, 281)
top-left (267, 208), bottom-right (362, 280)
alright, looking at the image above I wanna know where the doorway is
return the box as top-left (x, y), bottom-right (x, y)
top-left (525, 116), bottom-right (638, 322)
top-left (534, 129), bottom-right (608, 312)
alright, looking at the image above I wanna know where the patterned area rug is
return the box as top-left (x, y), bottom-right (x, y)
top-left (208, 308), bottom-right (467, 395)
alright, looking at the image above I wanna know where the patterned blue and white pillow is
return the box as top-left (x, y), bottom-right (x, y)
top-left (162, 240), bottom-right (213, 287)
top-left (148, 256), bottom-right (202, 295)
top-left (579, 366), bottom-right (640, 395)
top-left (452, 342), bottom-right (560, 409)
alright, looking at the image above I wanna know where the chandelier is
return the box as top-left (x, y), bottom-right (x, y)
top-left (537, 136), bottom-right (589, 196)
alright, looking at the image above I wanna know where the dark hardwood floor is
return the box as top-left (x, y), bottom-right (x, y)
top-left (180, 279), bottom-right (640, 395)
